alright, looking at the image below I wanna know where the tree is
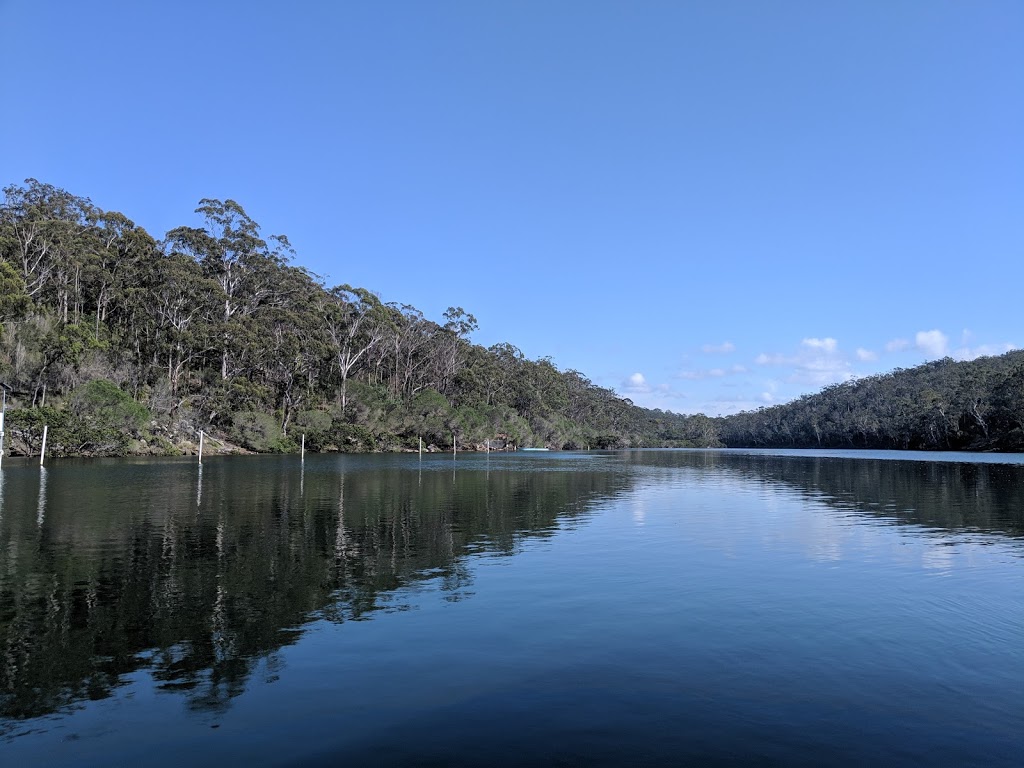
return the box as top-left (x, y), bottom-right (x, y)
top-left (0, 261), bottom-right (30, 321)
top-left (436, 306), bottom-right (478, 397)
top-left (324, 285), bottom-right (385, 414)
top-left (166, 199), bottom-right (290, 379)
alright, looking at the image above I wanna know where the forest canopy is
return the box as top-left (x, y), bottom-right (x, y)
top-left (0, 179), bottom-right (701, 456)
top-left (2, 178), bottom-right (1022, 457)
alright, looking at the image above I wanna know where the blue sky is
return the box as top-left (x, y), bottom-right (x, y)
top-left (2, 1), bottom-right (1021, 415)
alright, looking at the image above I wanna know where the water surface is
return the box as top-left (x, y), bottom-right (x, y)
top-left (1, 450), bottom-right (1021, 765)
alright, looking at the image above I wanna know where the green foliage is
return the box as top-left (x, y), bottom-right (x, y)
top-left (71, 379), bottom-right (149, 433)
top-left (0, 261), bottom-right (30, 320)
top-left (405, 388), bottom-right (452, 444)
top-left (292, 410), bottom-right (333, 450)
top-left (228, 411), bottom-right (293, 453)
top-left (714, 352), bottom-right (1024, 451)
top-left (44, 321), bottom-right (106, 368)
top-left (13, 177), bottom-right (1021, 458)
top-left (9, 405), bottom-right (131, 457)
top-left (333, 422), bottom-right (380, 452)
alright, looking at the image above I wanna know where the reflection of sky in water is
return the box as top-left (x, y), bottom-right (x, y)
top-left (717, 447), bottom-right (1024, 465)
top-left (1, 452), bottom-right (1022, 766)
top-left (622, 464), bottom-right (1022, 575)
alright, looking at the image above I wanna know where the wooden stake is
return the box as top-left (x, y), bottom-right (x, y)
top-left (198, 430), bottom-right (204, 465)
top-left (301, 433), bottom-right (305, 461)
top-left (40, 425), bottom-right (48, 467)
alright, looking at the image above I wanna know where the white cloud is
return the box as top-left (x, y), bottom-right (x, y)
top-left (675, 364), bottom-right (748, 381)
top-left (802, 337), bottom-right (838, 352)
top-left (620, 383), bottom-right (691, 413)
top-left (953, 342), bottom-right (1018, 361)
top-left (794, 357), bottom-right (855, 387)
top-left (951, 329), bottom-right (1018, 361)
top-left (622, 372), bottom-right (651, 394)
top-left (881, 329), bottom-right (1013, 362)
top-left (701, 341), bottom-right (736, 354)
top-left (680, 329), bottom-right (1019, 418)
top-left (758, 337), bottom-right (852, 387)
top-left (755, 352), bottom-right (795, 366)
top-left (915, 329), bottom-right (949, 358)
top-left (697, 383), bottom-right (779, 415)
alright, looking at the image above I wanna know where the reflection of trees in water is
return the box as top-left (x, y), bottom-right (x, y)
top-left (0, 459), bottom-right (630, 728)
top-left (623, 450), bottom-right (1024, 539)
top-left (8, 451), bottom-right (1016, 730)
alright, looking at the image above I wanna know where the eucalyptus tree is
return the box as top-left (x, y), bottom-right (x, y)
top-left (0, 261), bottom-right (30, 322)
top-left (85, 210), bottom-right (158, 341)
top-left (259, 267), bottom-right (331, 432)
top-left (0, 179), bottom-right (94, 321)
top-left (166, 199), bottom-right (292, 380)
top-left (435, 306), bottom-right (478, 397)
top-left (486, 342), bottom-right (526, 406)
top-left (149, 252), bottom-right (217, 397)
top-left (323, 285), bottom-right (386, 414)
top-left (380, 303), bottom-right (435, 398)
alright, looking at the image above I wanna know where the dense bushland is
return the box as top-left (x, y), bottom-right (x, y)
top-left (0, 180), bottom-right (701, 456)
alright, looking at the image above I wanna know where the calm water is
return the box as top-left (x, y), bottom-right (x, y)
top-left (0, 450), bottom-right (1021, 766)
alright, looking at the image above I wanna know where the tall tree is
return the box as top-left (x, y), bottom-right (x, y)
top-left (324, 286), bottom-right (385, 414)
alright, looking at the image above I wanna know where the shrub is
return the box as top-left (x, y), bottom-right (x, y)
top-left (293, 410), bottom-right (333, 450)
top-left (70, 379), bottom-right (150, 433)
top-left (228, 411), bottom-right (293, 453)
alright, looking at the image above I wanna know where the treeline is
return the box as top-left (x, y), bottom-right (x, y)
top-left (6, 179), bottom-right (1021, 457)
top-left (716, 352), bottom-right (1024, 451)
top-left (0, 179), bottom-right (705, 456)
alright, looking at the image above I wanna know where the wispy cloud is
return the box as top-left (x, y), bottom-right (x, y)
top-left (755, 352), bottom-right (795, 366)
top-left (701, 341), bottom-right (736, 354)
top-left (796, 357), bottom-right (855, 387)
top-left (756, 337), bottom-right (853, 387)
top-left (802, 337), bottom-right (837, 352)
top-left (915, 329), bottom-right (949, 358)
top-left (622, 372), bottom-right (651, 394)
top-left (699, 384), bottom-right (778, 415)
top-left (951, 330), bottom-right (1017, 361)
top-left (660, 330), bottom-right (1018, 418)
top-left (882, 329), bottom-right (1014, 362)
top-left (676, 364), bottom-right (747, 381)
top-left (953, 342), bottom-right (1017, 361)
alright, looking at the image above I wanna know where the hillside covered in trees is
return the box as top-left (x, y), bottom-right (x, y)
top-left (2, 179), bottom-right (1022, 458)
top-left (715, 352), bottom-right (1024, 452)
top-left (0, 179), bottom-right (703, 457)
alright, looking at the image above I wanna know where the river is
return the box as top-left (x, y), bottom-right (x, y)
top-left (1, 450), bottom-right (1021, 766)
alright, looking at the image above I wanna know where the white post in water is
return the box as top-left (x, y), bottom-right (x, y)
top-left (0, 388), bottom-right (6, 469)
top-left (419, 436), bottom-right (422, 457)
top-left (453, 433), bottom-right (456, 457)
top-left (301, 434), bottom-right (305, 461)
top-left (198, 430), bottom-right (204, 465)
top-left (40, 425), bottom-right (48, 467)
